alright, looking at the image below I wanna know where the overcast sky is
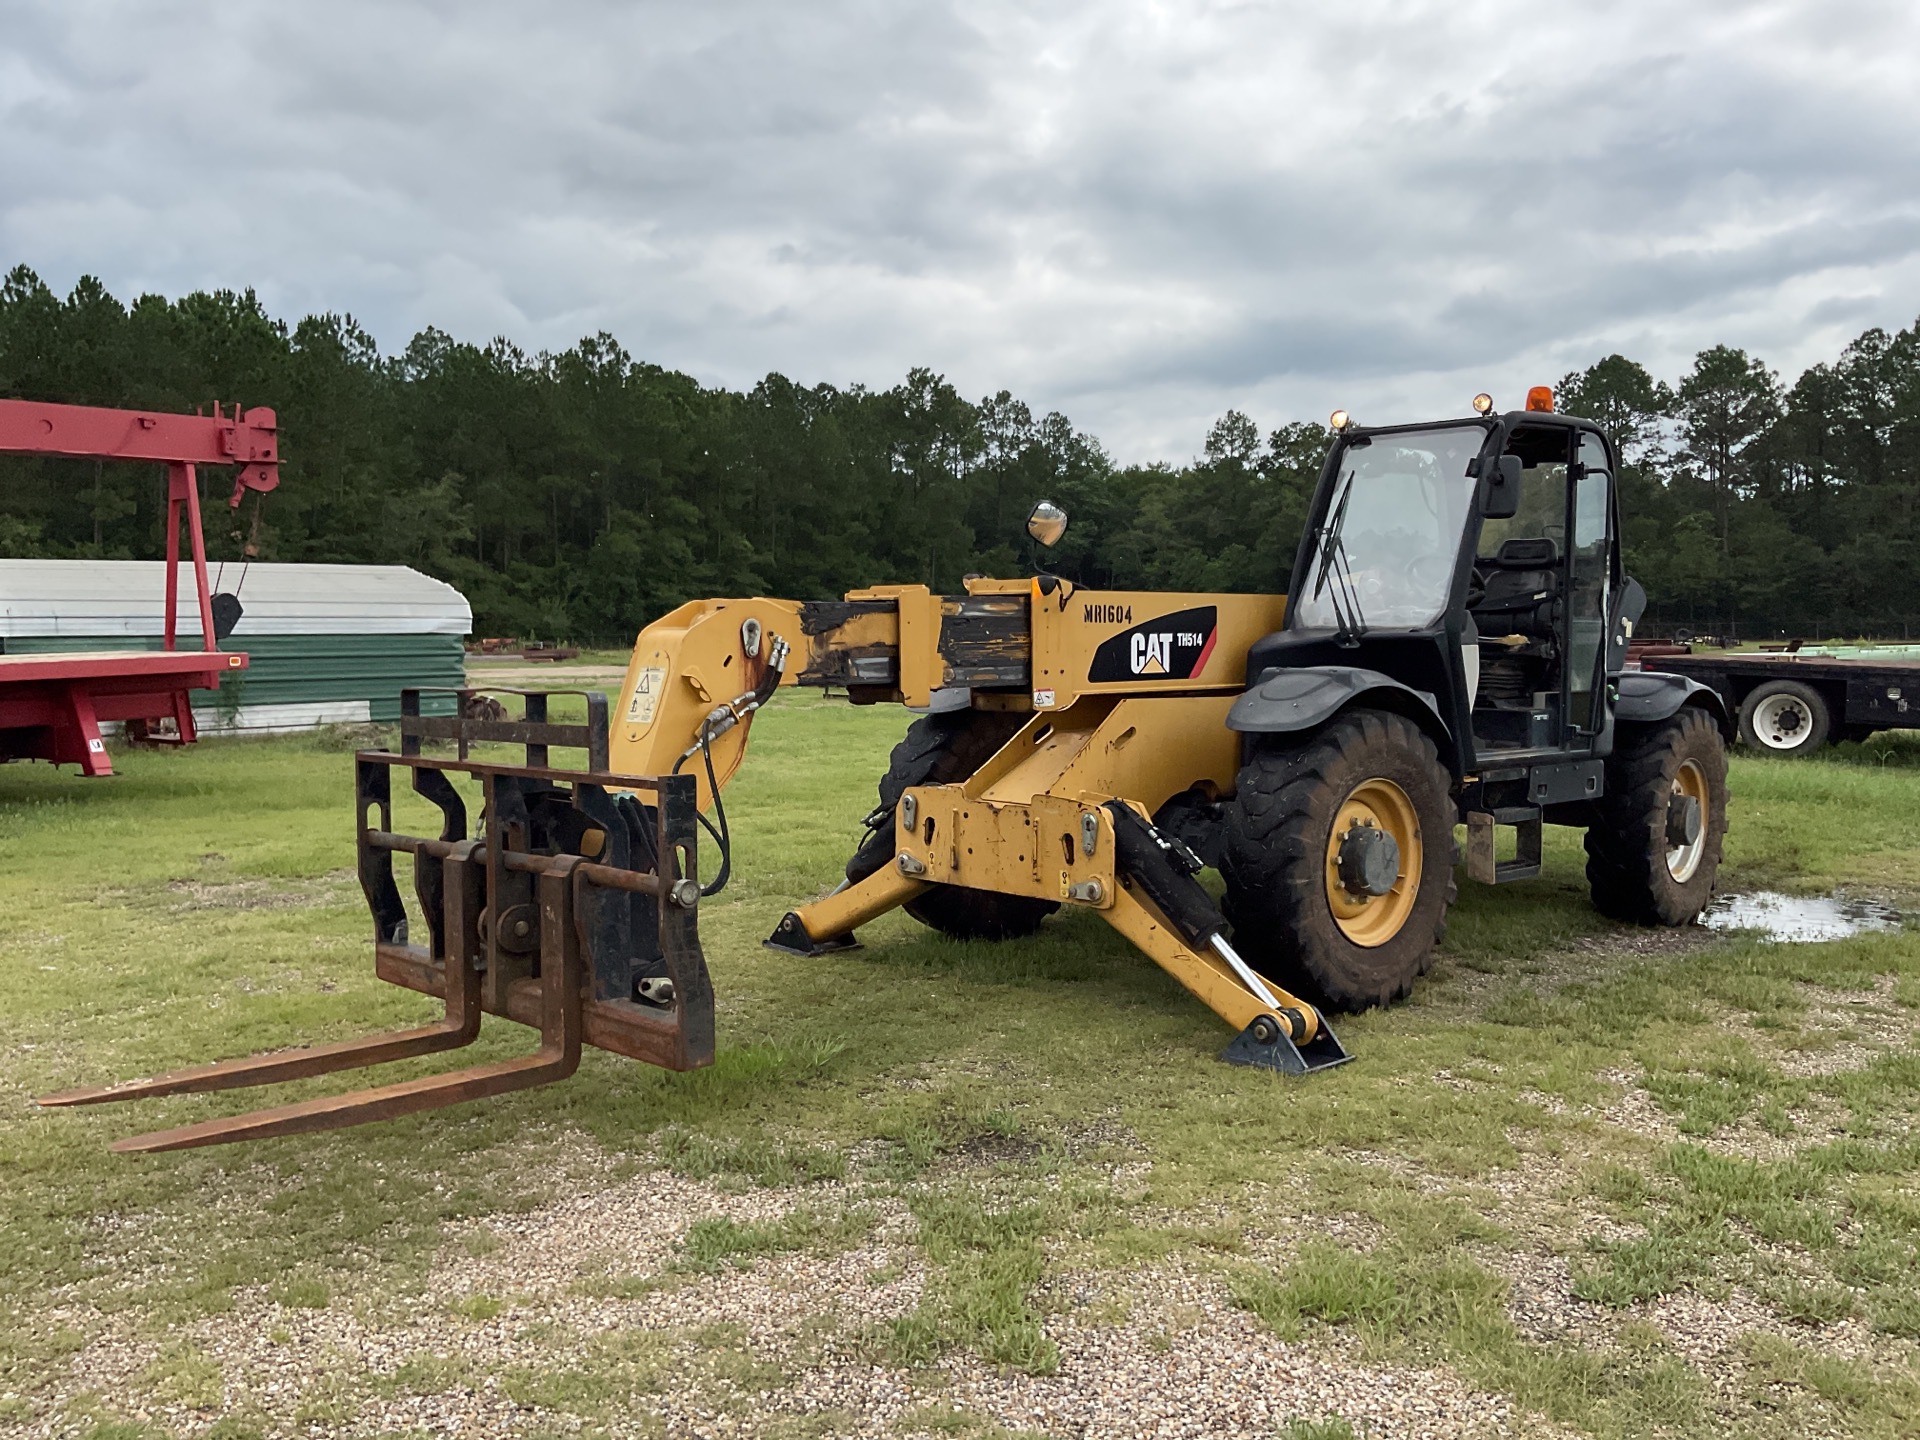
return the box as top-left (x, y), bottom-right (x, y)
top-left (5, 1), bottom-right (1919, 460)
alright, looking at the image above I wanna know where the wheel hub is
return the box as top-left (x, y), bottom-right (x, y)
top-left (1752, 693), bottom-right (1812, 749)
top-left (1666, 758), bottom-right (1710, 882)
top-left (1322, 776), bottom-right (1422, 948)
top-left (1666, 792), bottom-right (1702, 848)
top-left (1336, 824), bottom-right (1401, 896)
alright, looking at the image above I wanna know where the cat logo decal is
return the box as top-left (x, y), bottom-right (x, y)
top-left (1087, 606), bottom-right (1219, 683)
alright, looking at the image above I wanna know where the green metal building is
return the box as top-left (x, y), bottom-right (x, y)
top-left (0, 561), bottom-right (471, 731)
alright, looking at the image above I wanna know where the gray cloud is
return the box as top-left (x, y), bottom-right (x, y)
top-left (4, 0), bottom-right (1919, 459)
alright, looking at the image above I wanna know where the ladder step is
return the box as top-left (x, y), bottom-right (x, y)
top-left (1491, 859), bottom-right (1543, 883)
top-left (1465, 808), bottom-right (1543, 886)
top-left (1487, 805), bottom-right (1542, 826)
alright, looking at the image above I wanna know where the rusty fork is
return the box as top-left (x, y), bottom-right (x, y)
top-left (37, 688), bottom-right (713, 1154)
top-left (38, 851), bottom-right (584, 1155)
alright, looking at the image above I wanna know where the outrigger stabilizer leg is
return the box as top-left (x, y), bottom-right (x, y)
top-left (1097, 799), bottom-right (1351, 1075)
top-left (762, 788), bottom-right (1350, 1076)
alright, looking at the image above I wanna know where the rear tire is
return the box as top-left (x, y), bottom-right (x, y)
top-left (1221, 709), bottom-right (1456, 1013)
top-left (844, 711), bottom-right (1059, 941)
top-left (1586, 707), bottom-right (1727, 925)
top-left (1738, 679), bottom-right (1829, 756)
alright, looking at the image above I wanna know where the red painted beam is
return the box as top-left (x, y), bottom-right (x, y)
top-left (0, 650), bottom-right (246, 684)
top-left (0, 397), bottom-right (276, 771)
top-left (0, 398), bottom-right (278, 504)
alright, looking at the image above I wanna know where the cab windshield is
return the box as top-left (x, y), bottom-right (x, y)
top-left (1292, 426), bottom-right (1484, 631)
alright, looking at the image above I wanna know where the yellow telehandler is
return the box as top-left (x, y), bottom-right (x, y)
top-left (46, 390), bottom-right (1733, 1151)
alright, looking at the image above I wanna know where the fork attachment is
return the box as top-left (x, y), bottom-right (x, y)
top-left (39, 687), bottom-right (714, 1152)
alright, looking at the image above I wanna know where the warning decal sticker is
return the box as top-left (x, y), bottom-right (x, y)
top-left (626, 666), bottom-right (668, 726)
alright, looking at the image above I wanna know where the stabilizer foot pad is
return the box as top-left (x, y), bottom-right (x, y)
top-left (763, 911), bottom-right (860, 957)
top-left (1221, 1017), bottom-right (1354, 1075)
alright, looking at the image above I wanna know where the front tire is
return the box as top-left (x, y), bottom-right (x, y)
top-left (1221, 709), bottom-right (1457, 1013)
top-left (844, 711), bottom-right (1059, 941)
top-left (1738, 679), bottom-right (1829, 756)
top-left (1586, 707), bottom-right (1728, 925)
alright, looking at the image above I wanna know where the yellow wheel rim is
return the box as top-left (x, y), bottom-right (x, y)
top-left (1668, 759), bottom-right (1709, 882)
top-left (1324, 776), bottom-right (1423, 947)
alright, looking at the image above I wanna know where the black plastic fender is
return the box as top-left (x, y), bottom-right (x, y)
top-left (1227, 666), bottom-right (1450, 749)
top-left (1615, 670), bottom-right (1732, 735)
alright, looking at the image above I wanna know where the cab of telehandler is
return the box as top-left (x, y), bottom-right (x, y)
top-left (1217, 391), bottom-right (1731, 1014)
top-left (1244, 398), bottom-right (1644, 781)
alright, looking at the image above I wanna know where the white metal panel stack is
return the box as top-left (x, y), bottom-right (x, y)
top-left (0, 560), bottom-right (471, 640)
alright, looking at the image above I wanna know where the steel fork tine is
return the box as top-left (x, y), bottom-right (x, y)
top-left (36, 1017), bottom-right (480, 1107)
top-left (107, 1042), bottom-right (577, 1153)
top-left (93, 868), bottom-right (580, 1155)
top-left (40, 844), bottom-right (488, 1115)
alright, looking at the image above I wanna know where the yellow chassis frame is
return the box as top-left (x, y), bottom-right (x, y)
top-left (613, 580), bottom-right (1336, 1057)
top-left (776, 692), bottom-right (1327, 1047)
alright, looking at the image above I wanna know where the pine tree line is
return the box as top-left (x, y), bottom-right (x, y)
top-left (3, 264), bottom-right (1916, 642)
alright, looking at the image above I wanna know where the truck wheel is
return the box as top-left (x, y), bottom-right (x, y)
top-left (1221, 709), bottom-right (1456, 1013)
top-left (1585, 708), bottom-right (1727, 925)
top-left (844, 711), bottom-right (1059, 940)
top-left (1738, 679), bottom-right (1829, 756)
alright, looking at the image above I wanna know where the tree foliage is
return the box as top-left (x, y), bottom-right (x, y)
top-left (1558, 329), bottom-right (1920, 637)
top-left (3, 264), bottom-right (1918, 642)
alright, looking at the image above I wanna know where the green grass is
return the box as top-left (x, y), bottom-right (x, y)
top-left (3, 699), bottom-right (1920, 1436)
top-left (675, 1205), bottom-right (875, 1274)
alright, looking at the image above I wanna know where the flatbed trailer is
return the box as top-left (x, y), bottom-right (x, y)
top-left (0, 398), bottom-right (279, 776)
top-left (0, 649), bottom-right (249, 776)
top-left (1639, 649), bottom-right (1920, 757)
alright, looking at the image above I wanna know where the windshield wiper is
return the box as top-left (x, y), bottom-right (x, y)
top-left (1310, 473), bottom-right (1367, 648)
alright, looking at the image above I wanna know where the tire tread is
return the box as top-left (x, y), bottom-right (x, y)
top-left (1585, 707), bottom-right (1727, 924)
top-left (1222, 710), bottom-right (1456, 1012)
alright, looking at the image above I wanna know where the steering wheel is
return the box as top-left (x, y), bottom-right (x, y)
top-left (1405, 552), bottom-right (1453, 592)
top-left (1465, 562), bottom-right (1489, 609)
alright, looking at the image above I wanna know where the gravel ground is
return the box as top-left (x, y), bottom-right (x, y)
top-left (20, 1136), bottom-right (1544, 1440)
top-left (1486, 1245), bottom-right (1892, 1371)
top-left (462, 663), bottom-right (632, 691)
top-left (20, 1090), bottom-right (1919, 1439)
top-left (31, 1269), bottom-right (1533, 1440)
top-left (13, 975), bottom-right (1918, 1439)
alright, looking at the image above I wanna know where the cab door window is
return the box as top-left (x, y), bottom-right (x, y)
top-left (1568, 434), bottom-right (1613, 731)
top-left (1468, 426), bottom-right (1571, 751)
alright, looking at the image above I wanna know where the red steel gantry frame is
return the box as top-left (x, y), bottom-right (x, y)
top-left (0, 400), bottom-right (280, 775)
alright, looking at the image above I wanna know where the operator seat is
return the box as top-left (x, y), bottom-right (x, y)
top-left (1470, 536), bottom-right (1562, 639)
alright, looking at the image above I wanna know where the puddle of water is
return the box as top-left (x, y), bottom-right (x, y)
top-left (1701, 891), bottom-right (1902, 943)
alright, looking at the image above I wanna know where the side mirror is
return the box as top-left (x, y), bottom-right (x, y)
top-left (1026, 500), bottom-right (1068, 548)
top-left (1481, 455), bottom-right (1522, 521)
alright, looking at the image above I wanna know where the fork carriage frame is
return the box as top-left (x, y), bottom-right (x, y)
top-left (39, 688), bottom-right (714, 1153)
top-left (364, 688), bottom-right (712, 1071)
